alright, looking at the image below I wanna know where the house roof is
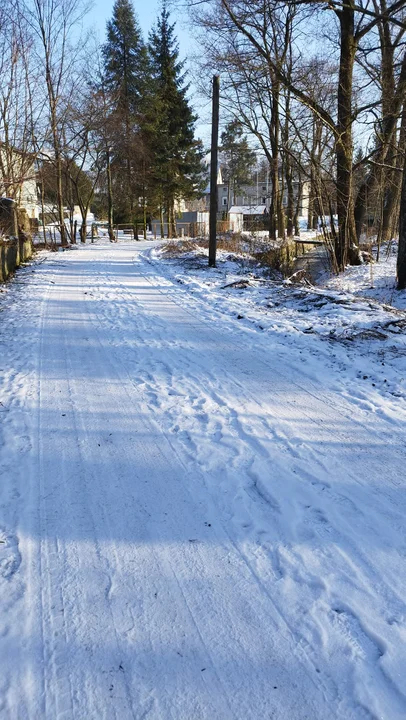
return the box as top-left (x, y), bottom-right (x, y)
top-left (229, 205), bottom-right (267, 215)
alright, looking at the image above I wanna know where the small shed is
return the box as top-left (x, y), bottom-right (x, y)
top-left (229, 205), bottom-right (268, 232)
top-left (228, 206), bottom-right (244, 232)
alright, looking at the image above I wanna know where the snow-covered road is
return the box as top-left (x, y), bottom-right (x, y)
top-left (1, 242), bottom-right (406, 719)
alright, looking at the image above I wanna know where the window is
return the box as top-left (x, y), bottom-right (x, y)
top-left (222, 198), bottom-right (227, 206)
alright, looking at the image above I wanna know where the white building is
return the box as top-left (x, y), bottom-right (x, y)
top-left (0, 143), bottom-right (39, 220)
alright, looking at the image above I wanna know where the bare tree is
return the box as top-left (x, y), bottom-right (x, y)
top-left (0, 1), bottom-right (41, 214)
top-left (64, 93), bottom-right (105, 243)
top-left (23, 0), bottom-right (90, 244)
top-left (188, 0), bottom-right (406, 271)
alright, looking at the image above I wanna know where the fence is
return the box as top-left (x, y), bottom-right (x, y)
top-left (150, 220), bottom-right (245, 239)
top-left (0, 236), bottom-right (33, 282)
top-left (112, 219), bottom-right (324, 241)
top-left (150, 222), bottom-right (209, 239)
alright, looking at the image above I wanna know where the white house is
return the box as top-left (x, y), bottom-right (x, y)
top-left (19, 173), bottom-right (39, 220)
top-left (0, 142), bottom-right (39, 220)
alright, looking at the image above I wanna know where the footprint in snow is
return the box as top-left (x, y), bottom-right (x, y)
top-left (0, 531), bottom-right (21, 581)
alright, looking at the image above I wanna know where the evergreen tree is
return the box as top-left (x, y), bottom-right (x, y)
top-left (220, 121), bottom-right (256, 207)
top-left (103, 0), bottom-right (147, 115)
top-left (103, 0), bottom-right (149, 227)
top-left (148, 5), bottom-right (205, 237)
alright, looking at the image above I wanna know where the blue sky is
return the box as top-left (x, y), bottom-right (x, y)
top-left (89, 0), bottom-right (161, 38)
top-left (88, 0), bottom-right (190, 61)
top-left (86, 0), bottom-right (211, 143)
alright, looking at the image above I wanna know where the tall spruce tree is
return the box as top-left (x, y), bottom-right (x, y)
top-left (220, 121), bottom-right (256, 209)
top-left (103, 0), bottom-right (149, 227)
top-left (148, 5), bottom-right (205, 237)
top-left (103, 0), bottom-right (147, 115)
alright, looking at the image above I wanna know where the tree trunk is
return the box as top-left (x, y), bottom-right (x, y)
top-left (355, 53), bottom-right (406, 240)
top-left (379, 17), bottom-right (397, 247)
top-left (286, 175), bottom-right (294, 237)
top-left (397, 151), bottom-right (406, 289)
top-left (269, 154), bottom-right (278, 240)
top-left (40, 175), bottom-right (47, 246)
top-left (106, 151), bottom-right (115, 242)
top-left (283, 105), bottom-right (294, 238)
top-left (277, 186), bottom-right (285, 238)
top-left (308, 118), bottom-right (321, 230)
top-left (379, 178), bottom-right (400, 248)
top-left (269, 79), bottom-right (283, 240)
top-left (46, 71), bottom-right (65, 245)
top-left (167, 202), bottom-right (172, 239)
top-left (160, 204), bottom-right (164, 238)
top-left (54, 144), bottom-right (66, 245)
top-left (294, 177), bottom-right (302, 237)
top-left (307, 163), bottom-right (314, 231)
top-left (167, 199), bottom-right (177, 239)
top-left (171, 204), bottom-right (177, 238)
top-left (380, 106), bottom-right (406, 247)
top-left (335, 2), bottom-right (359, 269)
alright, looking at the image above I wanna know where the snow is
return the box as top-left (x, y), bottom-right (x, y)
top-left (229, 204), bottom-right (267, 214)
top-left (1, 238), bottom-right (406, 719)
top-left (326, 243), bottom-right (406, 310)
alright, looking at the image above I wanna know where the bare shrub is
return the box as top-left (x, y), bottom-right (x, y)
top-left (161, 233), bottom-right (296, 277)
top-left (252, 238), bottom-right (295, 277)
top-left (160, 240), bottom-right (200, 256)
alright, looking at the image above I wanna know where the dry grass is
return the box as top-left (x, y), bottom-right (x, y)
top-left (196, 232), bottom-right (262, 256)
top-left (160, 233), bottom-right (297, 277)
top-left (160, 239), bottom-right (200, 256)
top-left (254, 242), bottom-right (295, 277)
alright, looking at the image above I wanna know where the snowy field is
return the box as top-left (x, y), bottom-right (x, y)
top-left (0, 239), bottom-right (406, 719)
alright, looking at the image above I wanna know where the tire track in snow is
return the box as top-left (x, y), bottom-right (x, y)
top-left (0, 255), bottom-right (55, 718)
top-left (81, 271), bottom-right (270, 720)
top-left (133, 257), bottom-right (406, 551)
top-left (141, 249), bottom-right (406, 463)
top-left (94, 255), bottom-right (406, 555)
top-left (37, 273), bottom-right (77, 720)
top-left (73, 249), bottom-right (346, 718)
top-left (36, 262), bottom-right (239, 720)
top-left (86, 248), bottom-right (406, 719)
top-left (2, 245), bottom-right (404, 718)
top-left (85, 255), bottom-right (372, 718)
top-left (37, 269), bottom-right (137, 720)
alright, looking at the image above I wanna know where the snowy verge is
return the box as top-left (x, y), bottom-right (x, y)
top-left (142, 241), bottom-right (406, 421)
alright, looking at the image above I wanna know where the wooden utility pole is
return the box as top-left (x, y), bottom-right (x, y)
top-left (209, 75), bottom-right (220, 267)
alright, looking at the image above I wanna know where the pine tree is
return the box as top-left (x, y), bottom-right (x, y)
top-left (103, 0), bottom-right (149, 227)
top-left (148, 5), bottom-right (205, 237)
top-left (103, 0), bottom-right (147, 115)
top-left (220, 121), bottom-right (256, 208)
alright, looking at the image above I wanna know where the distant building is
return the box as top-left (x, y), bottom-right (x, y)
top-left (184, 164), bottom-right (309, 220)
top-left (151, 210), bottom-right (209, 237)
top-left (0, 142), bottom-right (39, 221)
top-left (228, 205), bottom-right (268, 232)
